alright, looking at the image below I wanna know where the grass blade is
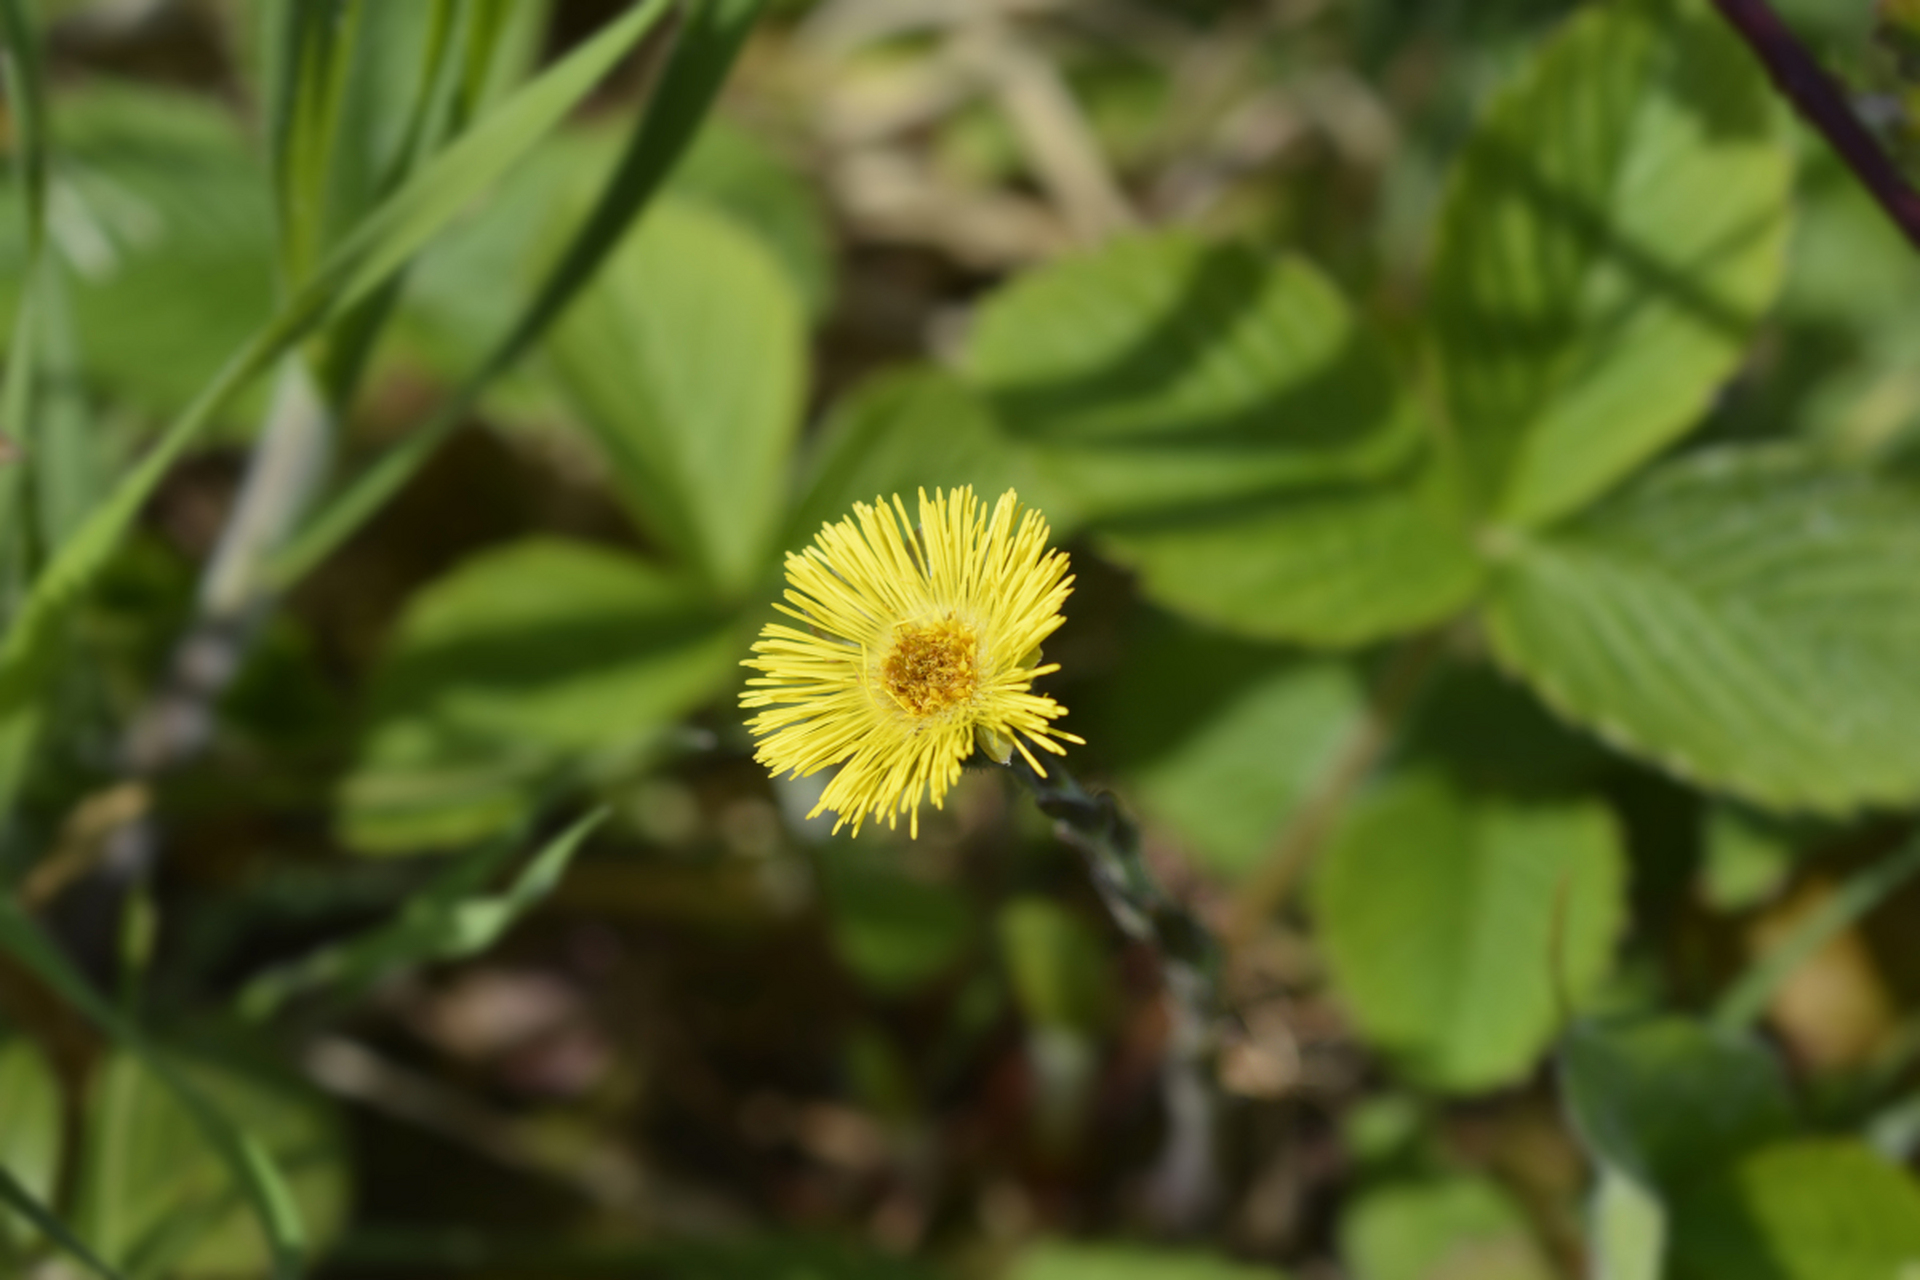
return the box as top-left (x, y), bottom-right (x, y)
top-left (0, 0), bottom-right (674, 809)
top-left (239, 809), bottom-right (607, 1021)
top-left (0, 0), bottom-right (47, 245)
top-left (269, 0), bottom-right (769, 588)
top-left (0, 1163), bottom-right (128, 1280)
top-left (0, 900), bottom-right (308, 1279)
top-left (1712, 834), bottom-right (1920, 1031)
top-left (0, 0), bottom-right (51, 584)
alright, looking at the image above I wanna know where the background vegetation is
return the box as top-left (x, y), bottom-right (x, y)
top-left (2, 0), bottom-right (1920, 1276)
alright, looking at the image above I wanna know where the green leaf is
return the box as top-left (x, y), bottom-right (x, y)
top-left (0, 902), bottom-right (310, 1279)
top-left (1428, 0), bottom-right (1791, 523)
top-left (1089, 609), bottom-right (1365, 878)
top-left (1484, 449), bottom-right (1920, 813)
top-left (338, 538), bottom-right (737, 854)
top-left (1668, 1141), bottom-right (1920, 1280)
top-left (967, 231), bottom-right (1423, 523)
top-left (1340, 1177), bottom-right (1555, 1280)
top-left (1095, 455), bottom-right (1484, 648)
top-left (1558, 1016), bottom-right (1794, 1280)
top-left (789, 366), bottom-right (1021, 547)
top-left (672, 118), bottom-right (834, 319)
top-left (1314, 772), bottom-right (1626, 1092)
top-left (76, 1049), bottom-right (347, 1279)
top-left (546, 195), bottom-right (807, 595)
top-left (241, 809), bottom-right (606, 1019)
top-left (1560, 1017), bottom-right (1792, 1188)
top-left (0, 1035), bottom-right (60, 1254)
top-left (1010, 1240), bottom-right (1289, 1280)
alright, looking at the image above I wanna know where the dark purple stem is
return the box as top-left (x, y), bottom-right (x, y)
top-left (1710, 0), bottom-right (1920, 253)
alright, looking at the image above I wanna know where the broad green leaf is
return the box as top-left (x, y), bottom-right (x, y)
top-left (673, 119), bottom-right (834, 320)
top-left (1428, 0), bottom-right (1790, 523)
top-left (1340, 1177), bottom-right (1554, 1280)
top-left (967, 231), bottom-right (1422, 522)
top-left (1010, 1241), bottom-right (1289, 1280)
top-left (241, 810), bottom-right (605, 1019)
top-left (77, 1049), bottom-right (347, 1279)
top-left (1560, 1016), bottom-right (1793, 1189)
top-left (998, 897), bottom-right (1115, 1034)
top-left (1484, 449), bottom-right (1920, 813)
top-left (1315, 772), bottom-right (1626, 1092)
top-left (338, 538), bottom-right (737, 854)
top-left (546, 195), bottom-right (806, 596)
top-left (1668, 1141), bottom-right (1920, 1280)
top-left (1096, 453), bottom-right (1483, 648)
top-left (816, 840), bottom-right (975, 995)
top-left (1088, 609), bottom-right (1365, 878)
top-left (1558, 1016), bottom-right (1793, 1280)
top-left (0, 1035), bottom-right (60, 1253)
top-left (789, 366), bottom-right (1022, 548)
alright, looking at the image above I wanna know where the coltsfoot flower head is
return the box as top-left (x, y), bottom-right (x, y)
top-left (741, 486), bottom-right (1081, 837)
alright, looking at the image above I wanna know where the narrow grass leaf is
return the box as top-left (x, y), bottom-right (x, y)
top-left (1712, 835), bottom-right (1920, 1031)
top-left (239, 808), bottom-right (606, 1019)
top-left (269, 0), bottom-right (767, 588)
top-left (0, 0), bottom-right (50, 576)
top-left (0, 1164), bottom-right (128, 1280)
top-left (0, 0), bottom-right (673, 809)
top-left (0, 900), bottom-right (308, 1279)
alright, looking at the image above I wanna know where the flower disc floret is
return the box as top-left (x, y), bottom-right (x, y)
top-left (740, 486), bottom-right (1080, 837)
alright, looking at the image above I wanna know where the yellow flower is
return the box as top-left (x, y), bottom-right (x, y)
top-left (741, 486), bottom-right (1081, 837)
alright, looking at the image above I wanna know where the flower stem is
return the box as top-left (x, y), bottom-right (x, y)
top-left (1710, 0), bottom-right (1920, 252)
top-left (1001, 753), bottom-right (1222, 1228)
top-left (1003, 753), bottom-right (1216, 987)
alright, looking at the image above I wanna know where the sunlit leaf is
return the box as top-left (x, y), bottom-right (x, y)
top-left (968, 231), bottom-right (1422, 522)
top-left (546, 195), bottom-right (807, 596)
top-left (1315, 771), bottom-right (1626, 1091)
top-left (338, 538), bottom-right (737, 854)
top-left (1668, 1141), bottom-right (1920, 1280)
top-left (790, 366), bottom-right (1022, 549)
top-left (1010, 1240), bottom-right (1290, 1280)
top-left (1485, 449), bottom-right (1920, 813)
top-left (1340, 1177), bottom-right (1554, 1280)
top-left (1096, 454), bottom-right (1483, 648)
top-left (1429, 0), bottom-right (1791, 523)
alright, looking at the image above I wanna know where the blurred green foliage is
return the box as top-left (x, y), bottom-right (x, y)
top-left (1, 0), bottom-right (1919, 1277)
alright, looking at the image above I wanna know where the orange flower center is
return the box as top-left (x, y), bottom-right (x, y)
top-left (881, 619), bottom-right (980, 717)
